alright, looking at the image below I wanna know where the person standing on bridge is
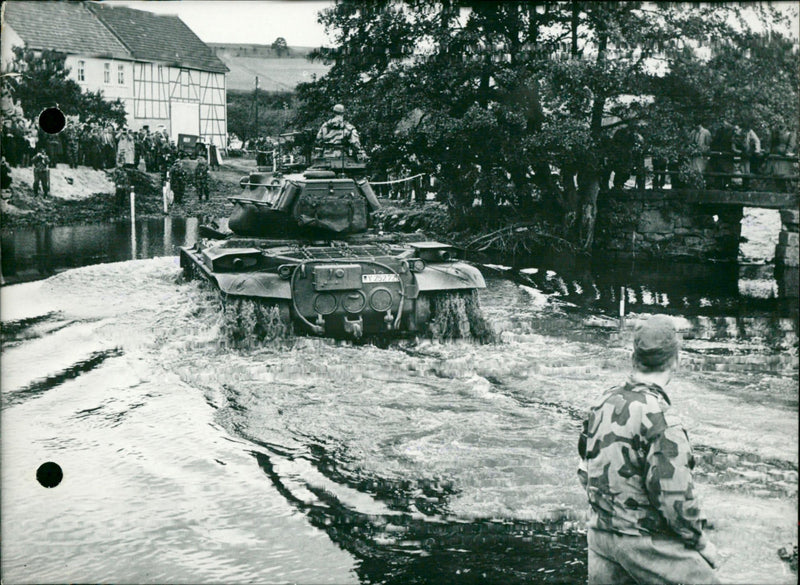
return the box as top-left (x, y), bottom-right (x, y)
top-left (766, 123), bottom-right (797, 191)
top-left (689, 123), bottom-right (712, 186)
top-left (578, 314), bottom-right (719, 584)
top-left (316, 104), bottom-right (367, 162)
top-left (740, 123), bottom-right (762, 190)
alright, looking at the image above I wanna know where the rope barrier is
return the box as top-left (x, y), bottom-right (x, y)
top-left (370, 173), bottom-right (426, 186)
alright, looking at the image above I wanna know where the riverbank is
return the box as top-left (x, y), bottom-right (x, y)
top-left (0, 161), bottom-right (245, 230)
top-left (0, 161), bottom-right (570, 257)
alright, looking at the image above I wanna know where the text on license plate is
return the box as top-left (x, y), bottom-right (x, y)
top-left (362, 273), bottom-right (400, 283)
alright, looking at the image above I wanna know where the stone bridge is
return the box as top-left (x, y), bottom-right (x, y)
top-left (593, 187), bottom-right (799, 296)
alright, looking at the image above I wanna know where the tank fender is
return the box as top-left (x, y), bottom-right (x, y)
top-left (415, 261), bottom-right (486, 291)
top-left (213, 272), bottom-right (292, 299)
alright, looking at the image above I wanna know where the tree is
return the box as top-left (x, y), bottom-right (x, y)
top-left (227, 90), bottom-right (296, 141)
top-left (6, 47), bottom-right (126, 126)
top-left (297, 1), bottom-right (798, 250)
top-left (271, 37), bottom-right (289, 57)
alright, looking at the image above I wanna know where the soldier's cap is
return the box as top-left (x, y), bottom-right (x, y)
top-left (633, 314), bottom-right (679, 368)
top-left (333, 104), bottom-right (345, 114)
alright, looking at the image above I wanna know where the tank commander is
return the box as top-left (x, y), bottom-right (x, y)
top-left (578, 314), bottom-right (719, 584)
top-left (315, 103), bottom-right (367, 161)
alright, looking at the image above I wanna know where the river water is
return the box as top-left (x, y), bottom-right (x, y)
top-left (1, 210), bottom-right (797, 584)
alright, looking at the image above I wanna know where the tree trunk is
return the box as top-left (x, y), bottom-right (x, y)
top-left (571, 2), bottom-right (580, 57)
top-left (577, 170), bottom-right (600, 251)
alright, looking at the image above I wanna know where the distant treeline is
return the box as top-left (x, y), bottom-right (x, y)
top-left (209, 43), bottom-right (315, 59)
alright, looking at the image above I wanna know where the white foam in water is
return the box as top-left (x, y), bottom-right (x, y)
top-left (0, 280), bottom-right (59, 323)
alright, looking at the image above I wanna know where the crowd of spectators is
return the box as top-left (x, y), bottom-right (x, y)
top-left (1, 117), bottom-right (188, 175)
top-left (1, 115), bottom-right (217, 205)
top-left (603, 120), bottom-right (797, 192)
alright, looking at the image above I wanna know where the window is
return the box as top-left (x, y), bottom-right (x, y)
top-left (104, 62), bottom-right (111, 84)
top-left (118, 64), bottom-right (124, 85)
top-left (77, 60), bottom-right (85, 82)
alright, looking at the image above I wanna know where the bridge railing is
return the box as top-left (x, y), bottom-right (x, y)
top-left (625, 152), bottom-right (798, 193)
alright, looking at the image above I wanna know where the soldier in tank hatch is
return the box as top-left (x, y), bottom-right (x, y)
top-left (315, 103), bottom-right (367, 161)
top-left (578, 314), bottom-right (719, 584)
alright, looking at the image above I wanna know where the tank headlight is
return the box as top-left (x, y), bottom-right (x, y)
top-left (314, 293), bottom-right (337, 315)
top-left (369, 288), bottom-right (394, 312)
top-left (410, 259), bottom-right (426, 272)
top-left (342, 291), bottom-right (367, 314)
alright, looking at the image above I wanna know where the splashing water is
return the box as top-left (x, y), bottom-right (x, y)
top-left (427, 290), bottom-right (497, 344)
top-left (219, 298), bottom-right (292, 349)
top-left (1, 258), bottom-right (796, 585)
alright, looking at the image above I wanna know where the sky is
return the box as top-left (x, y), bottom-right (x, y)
top-left (112, 1), bottom-right (336, 47)
top-left (112, 1), bottom-right (798, 46)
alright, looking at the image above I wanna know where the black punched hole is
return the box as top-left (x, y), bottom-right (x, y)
top-left (39, 107), bottom-right (66, 135)
top-left (36, 461), bottom-right (63, 488)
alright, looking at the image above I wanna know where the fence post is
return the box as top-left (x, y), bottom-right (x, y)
top-left (130, 188), bottom-right (137, 260)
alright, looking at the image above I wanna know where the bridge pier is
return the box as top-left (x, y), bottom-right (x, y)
top-left (594, 190), bottom-right (744, 262)
top-left (776, 209), bottom-right (799, 298)
top-left (594, 188), bottom-right (798, 298)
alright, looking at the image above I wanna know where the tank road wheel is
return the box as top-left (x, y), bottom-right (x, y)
top-left (220, 297), bottom-right (293, 348)
top-left (423, 290), bottom-right (496, 343)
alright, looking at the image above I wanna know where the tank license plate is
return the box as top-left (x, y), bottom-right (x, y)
top-left (362, 273), bottom-right (400, 283)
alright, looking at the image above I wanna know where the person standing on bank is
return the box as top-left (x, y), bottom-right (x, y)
top-left (578, 314), bottom-right (719, 584)
top-left (32, 149), bottom-right (50, 196)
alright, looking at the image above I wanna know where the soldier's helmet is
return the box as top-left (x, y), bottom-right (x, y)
top-left (333, 104), bottom-right (345, 114)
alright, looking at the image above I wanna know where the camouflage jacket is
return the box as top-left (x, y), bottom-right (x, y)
top-left (316, 115), bottom-right (363, 152)
top-left (169, 161), bottom-right (187, 187)
top-left (578, 379), bottom-right (709, 549)
top-left (194, 161), bottom-right (209, 184)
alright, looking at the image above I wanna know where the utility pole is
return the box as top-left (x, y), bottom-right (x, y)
top-left (253, 76), bottom-right (259, 139)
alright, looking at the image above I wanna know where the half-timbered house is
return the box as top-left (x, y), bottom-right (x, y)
top-left (1, 1), bottom-right (229, 148)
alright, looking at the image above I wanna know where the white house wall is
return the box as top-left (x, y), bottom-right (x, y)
top-left (133, 63), bottom-right (227, 148)
top-left (66, 55), bottom-right (134, 119)
top-left (0, 24), bottom-right (25, 67)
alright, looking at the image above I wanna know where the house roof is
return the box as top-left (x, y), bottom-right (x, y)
top-left (87, 3), bottom-right (228, 74)
top-left (2, 1), bottom-right (131, 60)
top-left (2, 1), bottom-right (229, 74)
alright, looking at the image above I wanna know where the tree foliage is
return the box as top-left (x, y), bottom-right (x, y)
top-left (5, 47), bottom-right (127, 126)
top-left (296, 1), bottom-right (799, 249)
top-left (227, 90), bottom-right (296, 141)
top-left (271, 37), bottom-right (289, 57)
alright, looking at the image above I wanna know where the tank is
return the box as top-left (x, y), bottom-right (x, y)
top-left (179, 157), bottom-right (490, 342)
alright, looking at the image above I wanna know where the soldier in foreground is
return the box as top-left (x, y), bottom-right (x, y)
top-left (578, 314), bottom-right (719, 584)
